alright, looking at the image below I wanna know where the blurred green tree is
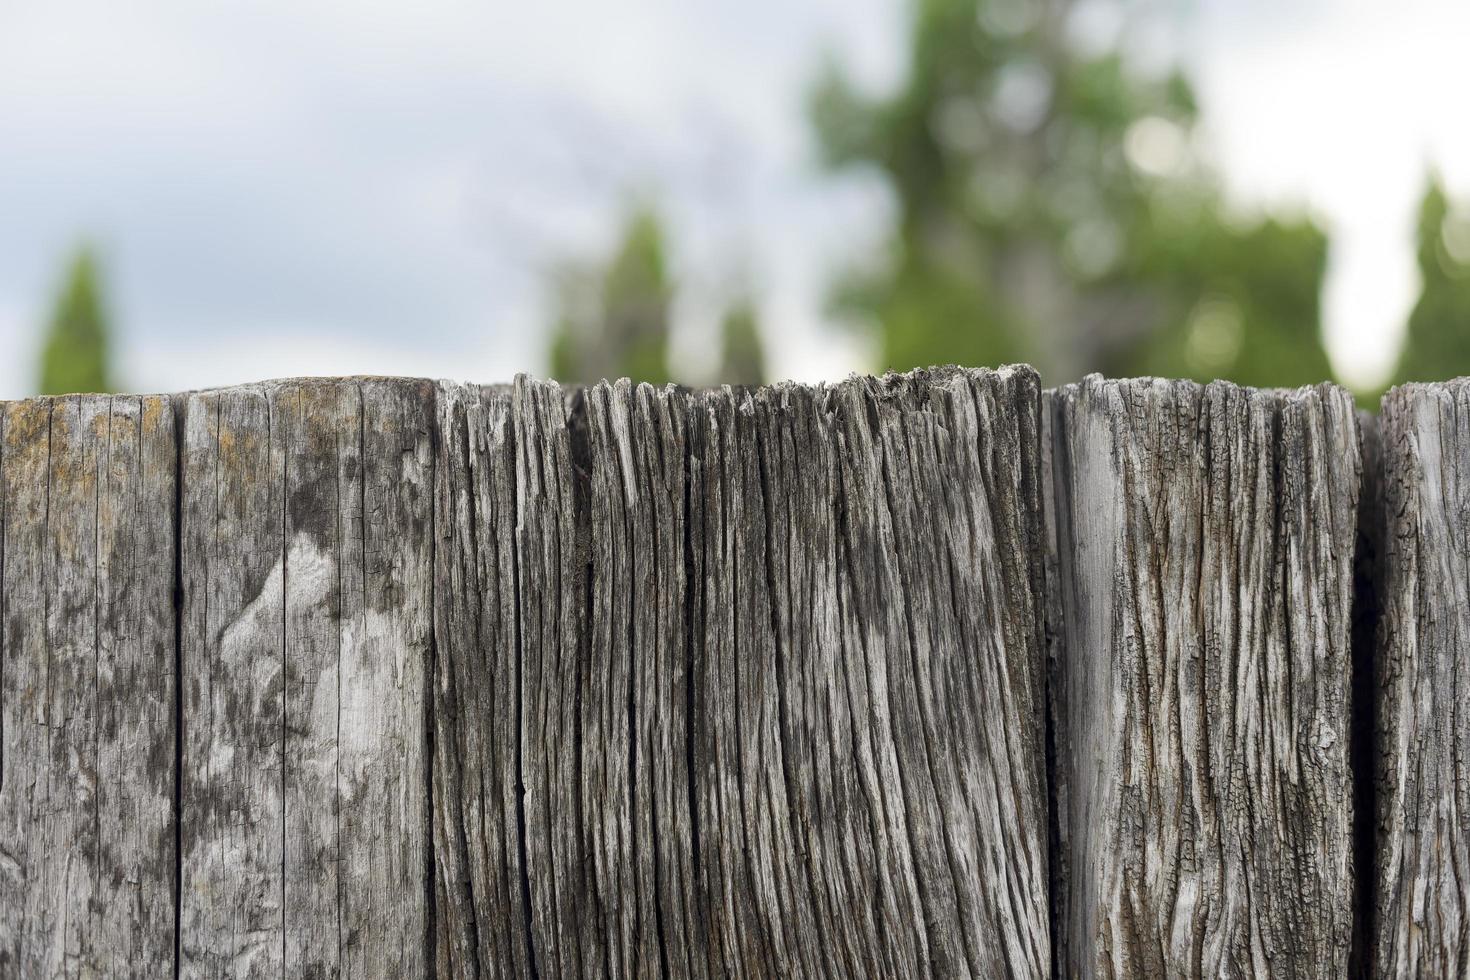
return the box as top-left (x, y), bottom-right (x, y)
top-left (718, 298), bottom-right (766, 385)
top-left (548, 202), bottom-right (768, 385)
top-left (549, 204), bottom-right (674, 385)
top-left (1393, 172), bottom-right (1470, 385)
top-left (810, 0), bottom-right (1333, 386)
top-left (39, 246), bottom-right (113, 396)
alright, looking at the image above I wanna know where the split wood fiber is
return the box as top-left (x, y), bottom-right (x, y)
top-left (431, 369), bottom-right (1051, 978)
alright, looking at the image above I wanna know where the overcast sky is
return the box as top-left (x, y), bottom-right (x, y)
top-left (0, 0), bottom-right (1465, 396)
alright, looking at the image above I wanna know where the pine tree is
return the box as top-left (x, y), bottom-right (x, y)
top-left (549, 205), bottom-right (673, 385)
top-left (39, 246), bottom-right (113, 396)
top-left (1393, 173), bottom-right (1470, 385)
top-left (717, 299), bottom-right (765, 385)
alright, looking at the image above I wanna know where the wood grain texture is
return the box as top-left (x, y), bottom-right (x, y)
top-left (637, 368), bottom-right (1051, 977)
top-left (0, 394), bottom-right (178, 978)
top-left (0, 367), bottom-right (1422, 978)
top-left (430, 381), bottom-right (532, 979)
top-left (178, 379), bottom-right (432, 977)
top-left (1047, 376), bottom-right (1359, 978)
top-left (514, 377), bottom-right (588, 979)
top-left (1374, 379), bottom-right (1470, 978)
top-left (431, 368), bottom-right (1052, 978)
top-left (430, 376), bottom-right (588, 980)
top-left (582, 379), bottom-right (697, 979)
top-left (810, 368), bottom-right (1050, 978)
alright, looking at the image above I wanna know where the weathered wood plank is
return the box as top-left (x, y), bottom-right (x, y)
top-left (178, 384), bottom-right (286, 976)
top-left (430, 381), bottom-right (530, 979)
top-left (1047, 377), bottom-right (1358, 978)
top-left (693, 382), bottom-right (819, 978)
top-left (96, 396), bottom-right (180, 970)
top-left (0, 395), bottom-right (178, 976)
top-left (431, 377), bottom-right (587, 979)
top-left (689, 368), bottom-right (1051, 977)
top-left (1373, 379), bottom-right (1470, 977)
top-left (584, 380), bottom-right (699, 979)
top-left (0, 393), bottom-right (177, 975)
top-left (340, 380), bottom-right (434, 974)
top-left (179, 379), bottom-right (432, 976)
top-left (432, 368), bottom-right (1051, 978)
top-left (824, 369), bottom-right (1050, 978)
top-left (279, 381), bottom-right (353, 973)
top-left (514, 378), bottom-right (588, 979)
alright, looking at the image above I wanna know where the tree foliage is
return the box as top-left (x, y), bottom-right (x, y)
top-left (549, 204), bottom-right (674, 385)
top-left (810, 0), bottom-right (1332, 386)
top-left (548, 203), bottom-right (767, 386)
top-left (39, 246), bottom-right (113, 396)
top-left (1393, 173), bottom-right (1470, 386)
top-left (718, 299), bottom-right (765, 386)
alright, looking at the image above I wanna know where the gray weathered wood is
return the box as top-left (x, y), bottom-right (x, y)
top-left (1047, 376), bottom-right (1359, 978)
top-left (1373, 378), bottom-right (1470, 977)
top-left (0, 395), bottom-right (178, 976)
top-left (514, 378), bottom-right (587, 978)
top-left (583, 379), bottom-right (697, 978)
top-left (810, 368), bottom-right (1050, 977)
top-left (430, 380), bottom-right (531, 978)
top-left (178, 379), bottom-right (432, 976)
top-left (668, 368), bottom-right (1051, 976)
top-left (430, 368), bottom-right (1052, 978)
top-left (431, 376), bottom-right (589, 979)
top-left (0, 367), bottom-right (1423, 977)
top-left (178, 383), bottom-right (283, 976)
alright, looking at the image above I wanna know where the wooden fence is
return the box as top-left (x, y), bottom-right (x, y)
top-left (0, 367), bottom-right (1459, 977)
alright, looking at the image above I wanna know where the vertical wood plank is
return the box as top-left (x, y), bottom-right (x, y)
top-left (1373, 379), bottom-right (1470, 977)
top-left (97, 395), bottom-right (180, 969)
top-left (279, 381), bottom-right (354, 975)
top-left (0, 398), bottom-right (55, 975)
top-left (514, 377), bottom-right (587, 979)
top-left (826, 370), bottom-right (1050, 978)
top-left (1048, 377), bottom-right (1358, 978)
top-left (433, 368), bottom-right (1049, 978)
top-left (430, 382), bottom-right (531, 979)
top-left (753, 381), bottom-right (885, 978)
top-left (583, 380), bottom-right (701, 979)
top-left (0, 395), bottom-right (177, 976)
top-left (341, 379), bottom-right (433, 975)
top-left (690, 367), bottom-right (1050, 977)
top-left (179, 386), bottom-right (285, 976)
top-left (180, 379), bottom-right (431, 976)
top-left (431, 376), bottom-right (583, 980)
top-left (693, 382), bottom-right (834, 978)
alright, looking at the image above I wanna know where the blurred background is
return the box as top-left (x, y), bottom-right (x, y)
top-left (3, 0), bottom-right (1468, 401)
